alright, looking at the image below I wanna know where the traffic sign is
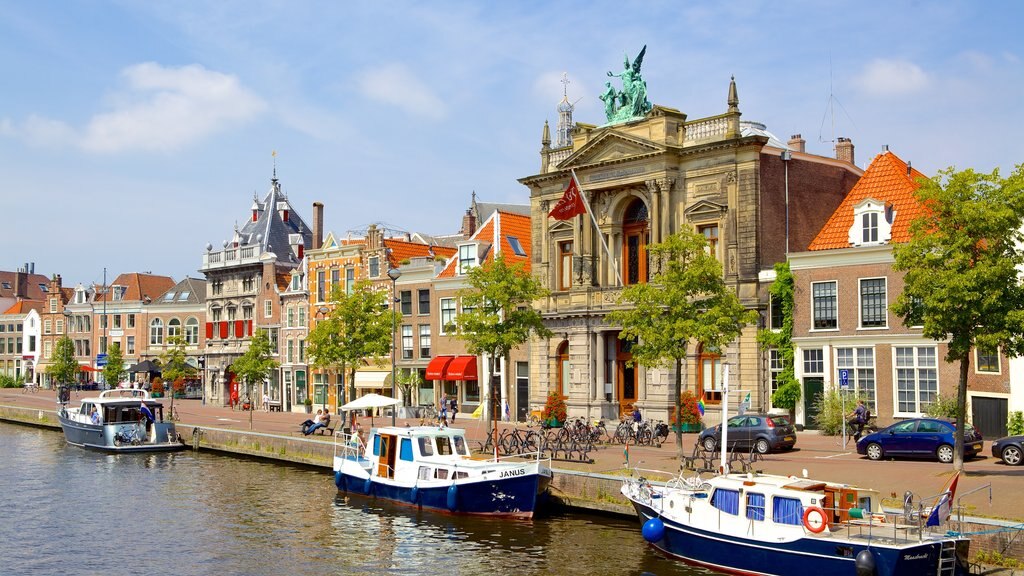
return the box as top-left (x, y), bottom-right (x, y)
top-left (839, 369), bottom-right (850, 389)
top-left (96, 353), bottom-right (108, 367)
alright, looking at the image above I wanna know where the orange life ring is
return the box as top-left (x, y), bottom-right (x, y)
top-left (802, 506), bottom-right (827, 533)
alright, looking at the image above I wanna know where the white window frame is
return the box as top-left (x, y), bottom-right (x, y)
top-left (893, 346), bottom-right (938, 416)
top-left (401, 325), bottom-right (413, 360)
top-left (419, 324), bottom-right (431, 358)
top-left (150, 319), bottom-right (164, 346)
top-left (439, 298), bottom-right (456, 335)
top-left (264, 299), bottom-right (272, 318)
top-left (185, 317), bottom-right (199, 346)
top-left (974, 347), bottom-right (1001, 374)
top-left (835, 347), bottom-right (876, 411)
top-left (811, 281), bottom-right (838, 331)
top-left (458, 244), bottom-right (477, 275)
top-left (858, 277), bottom-right (888, 329)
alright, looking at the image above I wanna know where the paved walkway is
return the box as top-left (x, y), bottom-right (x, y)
top-left (3, 387), bottom-right (1023, 522)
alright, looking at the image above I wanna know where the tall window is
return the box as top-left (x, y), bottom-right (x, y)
top-left (769, 294), bottom-right (784, 330)
top-left (185, 318), bottom-right (199, 345)
top-left (976, 348), bottom-right (999, 373)
top-left (401, 325), bottom-right (413, 360)
top-left (243, 276), bottom-right (255, 292)
top-left (862, 212), bottom-right (878, 243)
top-left (212, 308), bottom-right (222, 322)
top-left (331, 269), bottom-right (340, 294)
top-left (836, 347), bottom-right (875, 410)
top-left (127, 314), bottom-right (135, 328)
top-left (895, 346), bottom-right (938, 414)
top-left (699, 224), bottom-right (720, 260)
top-left (264, 300), bottom-right (272, 318)
top-left (286, 339), bottom-right (294, 363)
top-left (287, 306), bottom-right (295, 328)
top-left (419, 325), bottom-right (431, 358)
top-left (112, 314), bottom-right (122, 329)
top-left (43, 319), bottom-right (51, 334)
top-left (298, 339), bottom-right (305, 362)
top-left (859, 278), bottom-right (887, 328)
top-left (126, 336), bottom-right (135, 355)
top-left (459, 244), bottom-right (477, 275)
top-left (812, 281), bottom-right (838, 329)
top-left (316, 270), bottom-right (326, 302)
top-left (439, 298), bottom-right (456, 334)
top-left (400, 291), bottom-right (413, 315)
top-left (559, 240), bottom-right (573, 290)
top-left (345, 268), bottom-right (355, 295)
top-left (769, 349), bottom-right (783, 398)
top-left (168, 318), bottom-right (181, 339)
top-left (698, 345), bottom-right (722, 403)
top-left (418, 289), bottom-right (430, 315)
top-left (622, 200), bottom-right (649, 285)
top-left (803, 349), bottom-right (824, 374)
top-left (556, 341), bottom-right (569, 396)
top-left (368, 256), bottom-right (380, 278)
top-left (150, 319), bottom-right (164, 345)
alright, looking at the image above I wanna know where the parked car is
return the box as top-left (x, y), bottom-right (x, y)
top-left (991, 435), bottom-right (1024, 466)
top-left (856, 417), bottom-right (983, 463)
top-left (698, 414), bottom-right (796, 454)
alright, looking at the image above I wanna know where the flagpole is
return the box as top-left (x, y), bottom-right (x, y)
top-left (571, 169), bottom-right (623, 286)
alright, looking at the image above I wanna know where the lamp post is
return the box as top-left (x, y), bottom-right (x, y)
top-left (387, 267), bottom-right (402, 425)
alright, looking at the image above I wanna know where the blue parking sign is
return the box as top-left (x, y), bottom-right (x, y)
top-left (839, 369), bottom-right (850, 389)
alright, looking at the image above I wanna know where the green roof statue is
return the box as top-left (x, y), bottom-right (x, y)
top-left (601, 45), bottom-right (652, 124)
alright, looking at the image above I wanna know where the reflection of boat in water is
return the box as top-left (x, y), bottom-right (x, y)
top-left (58, 389), bottom-right (185, 453)
top-left (333, 425), bottom-right (552, 518)
top-left (621, 366), bottom-right (971, 576)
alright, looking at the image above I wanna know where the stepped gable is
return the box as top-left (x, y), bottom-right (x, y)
top-left (808, 151), bottom-right (929, 251)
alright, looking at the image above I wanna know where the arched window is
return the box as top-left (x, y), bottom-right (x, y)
top-left (184, 317), bottom-right (199, 345)
top-left (622, 199), bottom-right (649, 285)
top-left (150, 318), bottom-right (164, 346)
top-left (556, 341), bottom-right (569, 397)
top-left (167, 318), bottom-right (181, 340)
top-left (697, 344), bottom-right (722, 404)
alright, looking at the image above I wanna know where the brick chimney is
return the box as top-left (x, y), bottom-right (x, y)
top-left (14, 266), bottom-right (27, 298)
top-left (788, 134), bottom-right (806, 153)
top-left (312, 201), bottom-right (324, 250)
top-left (461, 209), bottom-right (477, 238)
top-left (836, 137), bottom-right (855, 165)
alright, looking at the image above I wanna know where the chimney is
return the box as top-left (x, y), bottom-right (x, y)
top-left (787, 134), bottom-right (806, 153)
top-left (461, 209), bottom-right (477, 237)
top-left (836, 137), bottom-right (855, 165)
top-left (312, 202), bottom-right (324, 250)
top-left (14, 267), bottom-right (26, 298)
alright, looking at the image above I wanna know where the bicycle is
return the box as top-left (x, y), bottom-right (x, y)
top-left (418, 404), bottom-right (439, 426)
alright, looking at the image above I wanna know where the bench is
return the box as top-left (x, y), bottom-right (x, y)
top-left (267, 401), bottom-right (282, 412)
top-left (298, 421), bottom-right (335, 436)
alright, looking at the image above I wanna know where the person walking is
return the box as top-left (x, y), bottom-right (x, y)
top-left (439, 393), bottom-right (449, 425)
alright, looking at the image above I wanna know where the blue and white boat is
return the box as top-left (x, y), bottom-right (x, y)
top-left (620, 366), bottom-right (970, 576)
top-left (57, 389), bottom-right (184, 453)
top-left (333, 425), bottom-right (552, 518)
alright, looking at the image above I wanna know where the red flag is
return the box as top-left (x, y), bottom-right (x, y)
top-left (548, 176), bottom-right (586, 220)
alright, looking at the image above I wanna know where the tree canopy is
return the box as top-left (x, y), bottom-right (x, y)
top-left (892, 164), bottom-right (1024, 470)
top-left (47, 336), bottom-right (79, 389)
top-left (607, 229), bottom-right (757, 462)
top-left (452, 253), bottom-right (551, 421)
top-left (102, 341), bottom-right (127, 389)
top-left (230, 328), bottom-right (280, 429)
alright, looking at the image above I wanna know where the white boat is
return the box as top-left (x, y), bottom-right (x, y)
top-left (620, 366), bottom-right (970, 576)
top-left (333, 425), bottom-right (552, 518)
top-left (57, 389), bottom-right (185, 453)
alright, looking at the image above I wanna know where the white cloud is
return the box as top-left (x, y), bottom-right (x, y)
top-left (854, 58), bottom-right (929, 97)
top-left (356, 63), bottom-right (445, 120)
top-left (17, 62), bottom-right (265, 153)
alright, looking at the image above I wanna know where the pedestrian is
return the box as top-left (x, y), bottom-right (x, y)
top-left (262, 392), bottom-right (270, 412)
top-left (848, 399), bottom-right (869, 441)
top-left (439, 393), bottom-right (448, 425)
top-left (230, 387), bottom-right (239, 411)
top-left (450, 395), bottom-right (458, 422)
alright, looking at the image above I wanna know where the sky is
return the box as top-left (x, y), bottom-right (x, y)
top-left (2, 1), bottom-right (1022, 288)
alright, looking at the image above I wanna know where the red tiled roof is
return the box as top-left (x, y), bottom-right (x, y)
top-left (384, 238), bottom-right (456, 269)
top-left (808, 151), bottom-right (929, 251)
top-left (95, 273), bottom-right (176, 303)
top-left (437, 211), bottom-right (532, 278)
top-left (2, 299), bottom-right (43, 314)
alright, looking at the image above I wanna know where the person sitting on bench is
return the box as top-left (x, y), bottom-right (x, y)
top-left (304, 408), bottom-right (333, 435)
top-left (302, 409), bottom-right (323, 435)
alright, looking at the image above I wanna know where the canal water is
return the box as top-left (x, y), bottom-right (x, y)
top-left (0, 423), bottom-right (706, 575)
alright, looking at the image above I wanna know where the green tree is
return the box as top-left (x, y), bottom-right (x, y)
top-left (452, 253), bottom-right (551, 425)
top-left (607, 230), bottom-right (757, 463)
top-left (306, 282), bottom-right (396, 425)
top-left (231, 328), bottom-right (280, 430)
top-left (892, 165), bottom-right (1024, 471)
top-left (160, 335), bottom-right (197, 421)
top-left (47, 336), bottom-right (79, 395)
top-left (757, 261), bottom-right (801, 418)
top-left (102, 342), bottom-right (127, 390)
top-left (396, 368), bottom-right (422, 409)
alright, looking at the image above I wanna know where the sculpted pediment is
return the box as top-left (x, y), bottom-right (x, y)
top-left (684, 199), bottom-right (728, 221)
top-left (548, 220), bottom-right (575, 235)
top-left (558, 131), bottom-right (663, 169)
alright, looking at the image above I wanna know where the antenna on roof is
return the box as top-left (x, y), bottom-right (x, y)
top-left (818, 53), bottom-right (858, 155)
top-left (272, 150), bottom-right (277, 180)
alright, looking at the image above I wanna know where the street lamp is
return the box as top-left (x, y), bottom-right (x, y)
top-left (387, 267), bottom-right (402, 425)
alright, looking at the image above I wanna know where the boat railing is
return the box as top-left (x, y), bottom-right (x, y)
top-left (99, 389), bottom-right (153, 400)
top-left (333, 431), bottom-right (367, 462)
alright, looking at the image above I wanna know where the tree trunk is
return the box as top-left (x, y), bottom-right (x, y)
top-left (954, 356), bottom-right (969, 472)
top-left (674, 356), bottom-right (684, 466)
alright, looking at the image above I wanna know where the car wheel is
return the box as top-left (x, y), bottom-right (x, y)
top-left (937, 444), bottom-right (954, 464)
top-left (755, 438), bottom-right (771, 454)
top-left (866, 443), bottom-right (883, 461)
top-left (702, 436), bottom-right (717, 452)
top-left (1002, 445), bottom-right (1023, 466)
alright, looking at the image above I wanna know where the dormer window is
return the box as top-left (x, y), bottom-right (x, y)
top-left (458, 244), bottom-right (478, 275)
top-left (849, 198), bottom-right (893, 247)
top-left (111, 286), bottom-right (126, 301)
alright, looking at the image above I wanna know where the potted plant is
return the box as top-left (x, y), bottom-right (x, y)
top-left (172, 377), bottom-right (186, 399)
top-left (303, 397), bottom-right (313, 414)
top-left (541, 391), bottom-right (567, 428)
top-left (150, 378), bottom-right (164, 397)
top-left (669, 390), bottom-right (703, 432)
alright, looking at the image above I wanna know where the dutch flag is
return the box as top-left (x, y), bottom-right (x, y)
top-left (926, 471), bottom-right (960, 527)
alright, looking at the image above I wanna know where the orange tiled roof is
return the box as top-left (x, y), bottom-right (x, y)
top-left (437, 211), bottom-right (532, 278)
top-left (384, 238), bottom-right (456, 269)
top-left (3, 299), bottom-right (43, 314)
top-left (96, 273), bottom-right (176, 303)
top-left (808, 151), bottom-right (930, 251)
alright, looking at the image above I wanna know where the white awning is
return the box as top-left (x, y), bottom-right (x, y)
top-left (354, 370), bottom-right (393, 389)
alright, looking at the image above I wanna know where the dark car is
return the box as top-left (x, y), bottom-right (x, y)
top-left (856, 417), bottom-right (983, 463)
top-left (698, 414), bottom-right (796, 454)
top-left (991, 435), bottom-right (1024, 466)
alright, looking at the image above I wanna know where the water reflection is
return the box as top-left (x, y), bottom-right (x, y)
top-left (0, 423), bottom-right (700, 576)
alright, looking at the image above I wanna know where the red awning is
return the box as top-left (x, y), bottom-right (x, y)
top-left (446, 355), bottom-right (478, 381)
top-left (425, 355), bottom-right (454, 381)
top-left (80, 365), bottom-right (98, 372)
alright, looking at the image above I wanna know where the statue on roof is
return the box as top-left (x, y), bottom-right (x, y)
top-left (603, 45), bottom-right (652, 124)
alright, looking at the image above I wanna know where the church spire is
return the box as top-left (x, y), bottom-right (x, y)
top-left (555, 72), bottom-right (575, 148)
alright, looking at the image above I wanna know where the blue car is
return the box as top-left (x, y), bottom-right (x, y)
top-left (856, 417), bottom-right (983, 463)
